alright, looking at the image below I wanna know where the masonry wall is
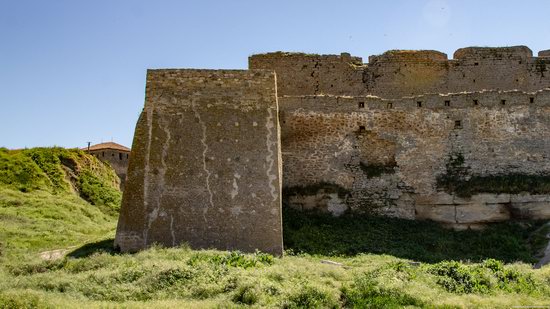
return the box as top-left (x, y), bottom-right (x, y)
top-left (250, 46), bottom-right (550, 99)
top-left (115, 69), bottom-right (283, 255)
top-left (280, 90), bottom-right (550, 227)
top-left (90, 149), bottom-right (130, 190)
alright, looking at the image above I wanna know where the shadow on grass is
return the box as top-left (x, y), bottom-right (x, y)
top-left (282, 207), bottom-right (548, 264)
top-left (67, 238), bottom-right (119, 258)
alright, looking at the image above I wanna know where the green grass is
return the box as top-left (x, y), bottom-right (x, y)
top-left (1, 245), bottom-right (550, 308)
top-left (1, 147), bottom-right (550, 308)
top-left (0, 148), bottom-right (120, 262)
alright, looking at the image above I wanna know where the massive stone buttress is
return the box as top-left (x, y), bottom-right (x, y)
top-left (115, 69), bottom-right (283, 255)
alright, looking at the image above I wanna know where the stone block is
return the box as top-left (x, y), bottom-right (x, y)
top-left (455, 203), bottom-right (510, 223)
top-left (415, 204), bottom-right (456, 223)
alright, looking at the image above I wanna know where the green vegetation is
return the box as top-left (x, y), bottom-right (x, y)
top-left (437, 152), bottom-right (550, 197)
top-left (0, 148), bottom-right (120, 261)
top-left (283, 207), bottom-right (546, 263)
top-left (1, 147), bottom-right (550, 307)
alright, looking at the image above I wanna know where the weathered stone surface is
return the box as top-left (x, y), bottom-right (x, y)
top-left (415, 204), bottom-right (456, 223)
top-left (455, 203), bottom-right (510, 224)
top-left (510, 194), bottom-right (550, 219)
top-left (115, 69), bottom-right (283, 255)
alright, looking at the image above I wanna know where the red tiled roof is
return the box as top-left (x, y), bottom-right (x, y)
top-left (84, 142), bottom-right (131, 152)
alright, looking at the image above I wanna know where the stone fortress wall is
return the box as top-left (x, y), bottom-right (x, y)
top-left (115, 69), bottom-right (283, 254)
top-left (118, 46), bottom-right (550, 254)
top-left (252, 46), bottom-right (550, 228)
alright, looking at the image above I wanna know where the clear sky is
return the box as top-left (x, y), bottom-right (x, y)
top-left (1, 0), bottom-right (549, 149)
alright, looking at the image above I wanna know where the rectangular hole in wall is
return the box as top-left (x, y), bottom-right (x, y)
top-left (454, 120), bottom-right (462, 129)
top-left (530, 97), bottom-right (534, 103)
top-left (444, 100), bottom-right (450, 107)
top-left (119, 153), bottom-right (123, 160)
top-left (359, 125), bottom-right (366, 133)
top-left (358, 102), bottom-right (365, 108)
top-left (417, 101), bottom-right (422, 108)
top-left (474, 62), bottom-right (479, 66)
top-left (387, 102), bottom-right (393, 109)
top-left (473, 99), bottom-right (479, 105)
top-left (501, 99), bottom-right (506, 105)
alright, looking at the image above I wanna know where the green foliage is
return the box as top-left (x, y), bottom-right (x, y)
top-left (0, 147), bottom-right (121, 214)
top-left (283, 207), bottom-right (546, 263)
top-left (188, 250), bottom-right (274, 269)
top-left (78, 170), bottom-right (121, 214)
top-left (341, 273), bottom-right (425, 308)
top-left (0, 150), bottom-right (50, 192)
top-left (359, 161), bottom-right (396, 178)
top-left (428, 259), bottom-right (538, 294)
top-left (437, 152), bottom-right (550, 197)
top-left (282, 285), bottom-right (338, 309)
top-left (232, 284), bottom-right (261, 305)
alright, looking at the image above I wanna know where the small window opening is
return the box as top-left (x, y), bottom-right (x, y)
top-left (473, 99), bottom-right (479, 105)
top-left (454, 120), bottom-right (462, 129)
top-left (417, 101), bottom-right (422, 108)
top-left (102, 152), bottom-right (104, 157)
top-left (387, 102), bottom-right (393, 109)
top-left (530, 97), bottom-right (534, 103)
top-left (519, 60), bottom-right (522, 64)
top-left (358, 102), bottom-right (365, 108)
top-left (112, 153), bottom-right (115, 157)
top-left (501, 99), bottom-right (506, 105)
top-left (119, 153), bottom-right (123, 160)
top-left (359, 125), bottom-right (366, 133)
top-left (126, 154), bottom-right (129, 159)
top-left (444, 100), bottom-right (450, 107)
top-left (474, 62), bottom-right (479, 66)
top-left (473, 79), bottom-right (476, 83)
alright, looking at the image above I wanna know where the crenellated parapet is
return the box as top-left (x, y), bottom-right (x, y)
top-left (250, 46), bottom-right (550, 99)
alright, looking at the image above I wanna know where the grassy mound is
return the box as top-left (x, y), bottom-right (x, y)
top-left (0, 147), bottom-right (120, 262)
top-left (0, 147), bottom-right (121, 213)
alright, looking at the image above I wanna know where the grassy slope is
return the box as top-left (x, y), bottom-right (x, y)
top-left (0, 147), bottom-right (120, 261)
top-left (1, 147), bottom-right (550, 308)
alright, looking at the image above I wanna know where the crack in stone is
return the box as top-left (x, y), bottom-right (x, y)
top-left (192, 99), bottom-right (215, 220)
top-left (265, 106), bottom-right (278, 201)
top-left (142, 102), bottom-right (155, 246)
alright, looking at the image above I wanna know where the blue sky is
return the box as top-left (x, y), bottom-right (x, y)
top-left (1, 0), bottom-right (549, 149)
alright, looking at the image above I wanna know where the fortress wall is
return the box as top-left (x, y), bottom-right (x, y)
top-left (115, 69), bottom-right (283, 255)
top-left (250, 47), bottom-right (550, 99)
top-left (279, 90), bottom-right (550, 225)
top-left (249, 52), bottom-right (366, 96)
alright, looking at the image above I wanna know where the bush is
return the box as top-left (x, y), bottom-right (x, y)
top-left (341, 274), bottom-right (425, 308)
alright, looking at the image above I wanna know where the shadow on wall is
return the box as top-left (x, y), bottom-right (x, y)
top-left (282, 206), bottom-right (549, 264)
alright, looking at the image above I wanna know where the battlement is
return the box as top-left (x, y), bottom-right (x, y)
top-left (453, 46), bottom-right (533, 60)
top-left (368, 50), bottom-right (448, 63)
top-left (250, 46), bottom-right (550, 99)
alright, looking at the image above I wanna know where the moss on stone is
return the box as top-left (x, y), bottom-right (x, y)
top-left (437, 153), bottom-right (550, 197)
